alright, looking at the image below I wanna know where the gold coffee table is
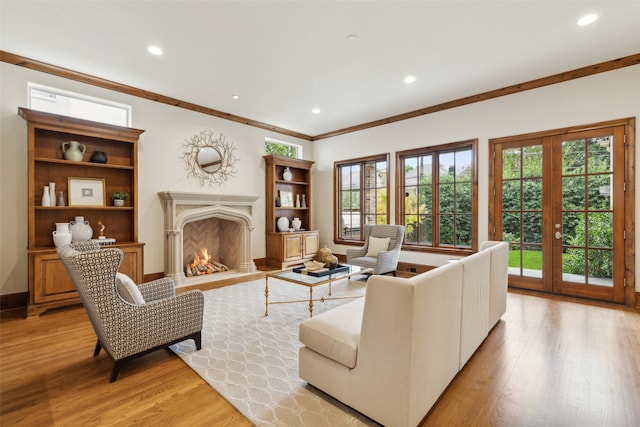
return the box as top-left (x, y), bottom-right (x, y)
top-left (264, 264), bottom-right (372, 317)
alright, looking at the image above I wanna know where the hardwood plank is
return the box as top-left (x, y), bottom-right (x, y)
top-left (2, 289), bottom-right (639, 426)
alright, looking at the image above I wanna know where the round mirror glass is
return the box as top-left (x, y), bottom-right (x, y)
top-left (197, 146), bottom-right (223, 173)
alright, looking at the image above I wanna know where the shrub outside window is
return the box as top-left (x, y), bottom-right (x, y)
top-left (396, 140), bottom-right (478, 254)
top-left (335, 154), bottom-right (389, 243)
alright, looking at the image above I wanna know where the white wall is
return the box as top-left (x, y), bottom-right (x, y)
top-left (311, 65), bottom-right (640, 291)
top-left (2, 62), bottom-right (639, 296)
top-left (0, 62), bottom-right (312, 296)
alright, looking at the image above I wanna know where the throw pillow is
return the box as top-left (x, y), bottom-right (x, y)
top-left (366, 236), bottom-right (391, 257)
top-left (115, 272), bottom-right (145, 305)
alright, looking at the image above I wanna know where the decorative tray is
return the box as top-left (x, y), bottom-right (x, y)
top-left (293, 264), bottom-right (350, 277)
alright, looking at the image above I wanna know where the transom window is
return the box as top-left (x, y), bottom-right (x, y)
top-left (396, 140), bottom-right (478, 254)
top-left (334, 154), bottom-right (390, 243)
top-left (265, 138), bottom-right (302, 159)
top-left (28, 83), bottom-right (131, 127)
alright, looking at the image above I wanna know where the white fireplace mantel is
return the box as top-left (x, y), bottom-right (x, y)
top-left (158, 191), bottom-right (259, 286)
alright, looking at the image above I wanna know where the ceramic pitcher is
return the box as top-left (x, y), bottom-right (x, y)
top-left (61, 140), bottom-right (86, 161)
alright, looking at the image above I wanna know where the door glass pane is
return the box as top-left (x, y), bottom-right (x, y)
top-left (522, 245), bottom-right (543, 278)
top-left (587, 212), bottom-right (613, 247)
top-left (588, 175), bottom-right (612, 210)
top-left (502, 212), bottom-right (521, 241)
top-left (502, 148), bottom-right (521, 179)
top-left (523, 145), bottom-right (543, 178)
top-left (563, 248), bottom-right (587, 283)
top-left (522, 179), bottom-right (542, 210)
top-left (587, 137), bottom-right (612, 172)
top-left (502, 180), bottom-right (520, 210)
top-left (562, 140), bottom-right (585, 175)
top-left (523, 213), bottom-right (542, 243)
top-left (562, 176), bottom-right (585, 210)
top-left (587, 249), bottom-right (613, 286)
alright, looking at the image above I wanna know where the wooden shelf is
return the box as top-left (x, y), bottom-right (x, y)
top-left (20, 107), bottom-right (145, 316)
top-left (263, 155), bottom-right (318, 268)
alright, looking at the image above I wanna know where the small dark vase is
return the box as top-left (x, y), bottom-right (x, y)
top-left (89, 151), bottom-right (108, 164)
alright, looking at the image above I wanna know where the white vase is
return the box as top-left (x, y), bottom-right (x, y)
top-left (53, 222), bottom-right (71, 247)
top-left (301, 194), bottom-right (307, 208)
top-left (70, 216), bottom-right (93, 242)
top-left (282, 167), bottom-right (293, 181)
top-left (42, 186), bottom-right (51, 206)
top-left (292, 217), bottom-right (301, 231)
top-left (295, 194), bottom-right (301, 208)
top-left (49, 182), bottom-right (56, 205)
top-left (277, 216), bottom-right (290, 232)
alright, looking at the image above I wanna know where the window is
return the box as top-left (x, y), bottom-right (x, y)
top-left (396, 140), bottom-right (477, 254)
top-left (265, 139), bottom-right (302, 158)
top-left (334, 154), bottom-right (389, 243)
top-left (28, 83), bottom-right (131, 127)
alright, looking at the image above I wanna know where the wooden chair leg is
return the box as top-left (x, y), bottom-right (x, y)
top-left (93, 339), bottom-right (102, 357)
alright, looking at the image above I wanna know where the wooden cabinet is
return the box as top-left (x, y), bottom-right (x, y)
top-left (263, 155), bottom-right (318, 268)
top-left (19, 108), bottom-right (145, 316)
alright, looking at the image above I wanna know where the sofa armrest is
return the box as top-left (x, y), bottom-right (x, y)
top-left (137, 277), bottom-right (176, 301)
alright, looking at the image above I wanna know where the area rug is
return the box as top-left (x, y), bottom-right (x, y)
top-left (170, 277), bottom-right (380, 426)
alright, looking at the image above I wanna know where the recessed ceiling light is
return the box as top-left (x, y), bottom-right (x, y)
top-left (232, 94), bottom-right (239, 100)
top-left (404, 75), bottom-right (417, 84)
top-left (312, 108), bottom-right (321, 114)
top-left (148, 45), bottom-right (164, 55)
top-left (346, 34), bottom-right (359, 43)
top-left (577, 14), bottom-right (598, 26)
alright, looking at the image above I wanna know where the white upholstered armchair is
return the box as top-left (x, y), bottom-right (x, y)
top-left (346, 224), bottom-right (405, 275)
top-left (57, 241), bottom-right (204, 382)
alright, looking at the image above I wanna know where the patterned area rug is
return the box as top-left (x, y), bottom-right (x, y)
top-left (171, 277), bottom-right (380, 426)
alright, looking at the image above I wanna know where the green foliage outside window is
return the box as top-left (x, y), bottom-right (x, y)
top-left (265, 141), bottom-right (298, 158)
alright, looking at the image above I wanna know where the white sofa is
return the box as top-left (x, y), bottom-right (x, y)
top-left (298, 241), bottom-right (509, 427)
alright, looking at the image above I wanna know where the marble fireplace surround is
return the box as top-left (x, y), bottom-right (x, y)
top-left (158, 191), bottom-right (259, 287)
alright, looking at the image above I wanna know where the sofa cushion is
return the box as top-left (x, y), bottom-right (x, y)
top-left (116, 272), bottom-right (145, 305)
top-left (299, 299), bottom-right (364, 369)
top-left (366, 236), bottom-right (390, 257)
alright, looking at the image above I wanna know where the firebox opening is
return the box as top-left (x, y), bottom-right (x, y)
top-left (185, 248), bottom-right (230, 277)
top-left (182, 217), bottom-right (240, 276)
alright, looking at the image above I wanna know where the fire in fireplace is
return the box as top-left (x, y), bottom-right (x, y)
top-left (185, 248), bottom-right (229, 277)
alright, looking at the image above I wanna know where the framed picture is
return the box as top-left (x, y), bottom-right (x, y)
top-left (279, 190), bottom-right (293, 207)
top-left (68, 178), bottom-right (106, 206)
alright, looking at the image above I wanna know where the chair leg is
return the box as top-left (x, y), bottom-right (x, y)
top-left (110, 360), bottom-right (124, 383)
top-left (392, 270), bottom-right (397, 277)
top-left (194, 331), bottom-right (202, 350)
top-left (94, 339), bottom-right (102, 357)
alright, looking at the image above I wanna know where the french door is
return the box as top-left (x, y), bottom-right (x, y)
top-left (490, 120), bottom-right (634, 304)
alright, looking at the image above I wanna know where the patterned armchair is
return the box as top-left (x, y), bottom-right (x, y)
top-left (57, 241), bottom-right (204, 382)
top-left (346, 224), bottom-right (405, 275)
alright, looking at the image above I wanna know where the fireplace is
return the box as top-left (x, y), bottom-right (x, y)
top-left (158, 191), bottom-right (259, 287)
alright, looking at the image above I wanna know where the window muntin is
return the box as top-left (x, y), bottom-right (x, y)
top-left (397, 140), bottom-right (477, 253)
top-left (28, 83), bottom-right (131, 126)
top-left (335, 154), bottom-right (389, 243)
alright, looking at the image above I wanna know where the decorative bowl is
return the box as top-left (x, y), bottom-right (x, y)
top-left (304, 260), bottom-right (325, 271)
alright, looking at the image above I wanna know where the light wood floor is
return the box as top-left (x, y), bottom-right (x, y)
top-left (1, 289), bottom-right (639, 426)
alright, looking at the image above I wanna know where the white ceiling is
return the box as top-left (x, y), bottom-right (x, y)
top-left (1, 1), bottom-right (639, 138)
